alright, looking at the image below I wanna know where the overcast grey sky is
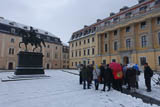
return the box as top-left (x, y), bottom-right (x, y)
top-left (0, 0), bottom-right (138, 44)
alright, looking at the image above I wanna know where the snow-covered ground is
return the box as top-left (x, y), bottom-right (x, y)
top-left (137, 74), bottom-right (160, 100)
top-left (63, 69), bottom-right (160, 101)
top-left (0, 70), bottom-right (159, 107)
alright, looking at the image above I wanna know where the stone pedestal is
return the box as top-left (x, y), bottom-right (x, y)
top-left (15, 51), bottom-right (44, 75)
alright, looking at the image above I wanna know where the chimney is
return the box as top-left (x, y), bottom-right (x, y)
top-left (110, 12), bottom-right (115, 17)
top-left (97, 19), bottom-right (102, 22)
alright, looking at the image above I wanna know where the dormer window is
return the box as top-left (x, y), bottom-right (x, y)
top-left (76, 34), bottom-right (79, 38)
top-left (113, 17), bottom-right (119, 22)
top-left (155, 0), bottom-right (160, 5)
top-left (11, 28), bottom-right (15, 34)
top-left (92, 27), bottom-right (96, 32)
top-left (45, 32), bottom-right (48, 35)
top-left (24, 26), bottom-right (28, 29)
top-left (84, 30), bottom-right (88, 35)
top-left (89, 29), bottom-right (91, 33)
top-left (139, 0), bottom-right (146, 4)
top-left (9, 22), bottom-right (15, 25)
top-left (125, 12), bottom-right (132, 17)
top-left (139, 5), bottom-right (147, 11)
top-left (80, 32), bottom-right (83, 36)
top-left (55, 38), bottom-right (58, 42)
top-left (105, 21), bottom-right (111, 26)
top-left (47, 37), bottom-right (50, 40)
top-left (72, 35), bottom-right (75, 39)
top-left (35, 29), bottom-right (38, 32)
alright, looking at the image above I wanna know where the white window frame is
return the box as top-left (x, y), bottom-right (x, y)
top-left (141, 35), bottom-right (147, 48)
top-left (126, 38), bottom-right (131, 48)
top-left (113, 41), bottom-right (118, 51)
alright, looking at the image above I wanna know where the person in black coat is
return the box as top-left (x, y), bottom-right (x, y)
top-left (82, 65), bottom-right (90, 89)
top-left (88, 65), bottom-right (93, 85)
top-left (100, 63), bottom-right (105, 84)
top-left (86, 65), bottom-right (92, 88)
top-left (144, 63), bottom-right (153, 92)
top-left (126, 67), bottom-right (136, 91)
top-left (79, 64), bottom-right (83, 85)
top-left (102, 64), bottom-right (113, 91)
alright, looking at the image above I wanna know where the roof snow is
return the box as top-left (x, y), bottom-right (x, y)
top-left (0, 17), bottom-right (58, 38)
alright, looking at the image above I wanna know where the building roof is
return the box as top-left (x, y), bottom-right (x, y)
top-left (72, 0), bottom-right (154, 34)
top-left (0, 17), bottom-right (58, 39)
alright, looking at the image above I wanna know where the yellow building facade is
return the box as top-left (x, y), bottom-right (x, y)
top-left (69, 0), bottom-right (160, 71)
top-left (0, 18), bottom-right (69, 70)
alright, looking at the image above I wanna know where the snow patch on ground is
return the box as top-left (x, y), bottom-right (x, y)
top-left (63, 69), bottom-right (160, 101)
top-left (0, 70), bottom-right (159, 107)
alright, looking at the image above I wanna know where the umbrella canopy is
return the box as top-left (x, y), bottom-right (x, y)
top-left (109, 62), bottom-right (123, 79)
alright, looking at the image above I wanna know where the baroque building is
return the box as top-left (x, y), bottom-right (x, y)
top-left (0, 17), bottom-right (69, 70)
top-left (69, 0), bottom-right (160, 71)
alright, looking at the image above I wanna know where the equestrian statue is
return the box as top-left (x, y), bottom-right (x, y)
top-left (19, 27), bottom-right (46, 52)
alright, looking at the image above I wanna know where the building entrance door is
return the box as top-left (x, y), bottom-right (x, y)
top-left (47, 64), bottom-right (50, 69)
top-left (8, 62), bottom-right (13, 70)
top-left (123, 56), bottom-right (129, 65)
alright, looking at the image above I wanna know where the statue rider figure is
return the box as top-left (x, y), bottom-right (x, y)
top-left (29, 27), bottom-right (36, 46)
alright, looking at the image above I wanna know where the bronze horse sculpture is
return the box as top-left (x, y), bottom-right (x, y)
top-left (19, 28), bottom-right (46, 52)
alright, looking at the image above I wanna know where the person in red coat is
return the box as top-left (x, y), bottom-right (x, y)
top-left (109, 60), bottom-right (123, 92)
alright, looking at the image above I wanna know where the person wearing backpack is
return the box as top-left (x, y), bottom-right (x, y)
top-left (144, 63), bottom-right (153, 92)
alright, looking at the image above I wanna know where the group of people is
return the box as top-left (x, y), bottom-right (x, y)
top-left (78, 61), bottom-right (153, 93)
